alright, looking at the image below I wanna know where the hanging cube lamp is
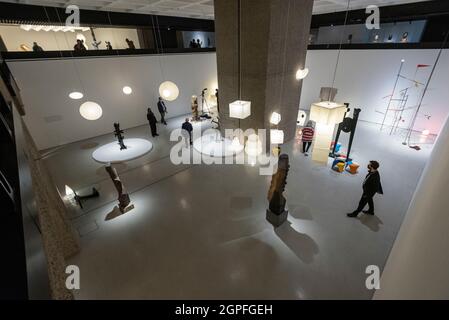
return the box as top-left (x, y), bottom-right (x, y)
top-left (229, 100), bottom-right (251, 119)
top-left (270, 112), bottom-right (282, 125)
top-left (270, 129), bottom-right (284, 145)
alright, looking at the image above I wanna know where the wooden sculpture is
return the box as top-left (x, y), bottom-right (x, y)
top-left (191, 95), bottom-right (200, 121)
top-left (105, 164), bottom-right (130, 213)
top-left (266, 154), bottom-right (289, 227)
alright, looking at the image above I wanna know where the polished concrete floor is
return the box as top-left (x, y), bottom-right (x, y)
top-left (43, 114), bottom-right (434, 299)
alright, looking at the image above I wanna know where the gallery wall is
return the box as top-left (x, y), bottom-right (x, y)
top-left (0, 25), bottom-right (140, 51)
top-left (300, 49), bottom-right (449, 135)
top-left (6, 49), bottom-right (449, 150)
top-left (7, 52), bottom-right (217, 150)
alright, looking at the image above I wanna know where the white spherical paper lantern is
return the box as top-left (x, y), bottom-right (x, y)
top-left (123, 86), bottom-right (133, 95)
top-left (159, 81), bottom-right (179, 101)
top-left (69, 91), bottom-right (83, 100)
top-left (79, 101), bottom-right (103, 120)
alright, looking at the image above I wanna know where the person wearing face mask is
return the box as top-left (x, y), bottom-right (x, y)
top-left (347, 160), bottom-right (383, 217)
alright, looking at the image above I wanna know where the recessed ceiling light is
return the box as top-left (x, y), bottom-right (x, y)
top-left (69, 92), bottom-right (83, 100)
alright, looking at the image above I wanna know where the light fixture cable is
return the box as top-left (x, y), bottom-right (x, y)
top-left (328, 0), bottom-right (351, 102)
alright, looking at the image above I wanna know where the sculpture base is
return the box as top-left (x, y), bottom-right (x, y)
top-left (266, 209), bottom-right (288, 228)
top-left (105, 204), bottom-right (135, 221)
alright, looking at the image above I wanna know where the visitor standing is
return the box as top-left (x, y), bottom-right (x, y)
top-left (147, 108), bottom-right (159, 137)
top-left (182, 118), bottom-right (194, 146)
top-left (301, 121), bottom-right (315, 156)
top-left (347, 161), bottom-right (384, 217)
top-left (32, 42), bottom-right (43, 52)
top-left (157, 97), bottom-right (168, 125)
top-left (126, 38), bottom-right (136, 49)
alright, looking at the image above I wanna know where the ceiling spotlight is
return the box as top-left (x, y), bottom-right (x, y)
top-left (422, 129), bottom-right (430, 136)
top-left (122, 86), bottom-right (133, 95)
top-left (69, 92), bottom-right (83, 100)
top-left (79, 101), bottom-right (103, 121)
top-left (296, 67), bottom-right (309, 80)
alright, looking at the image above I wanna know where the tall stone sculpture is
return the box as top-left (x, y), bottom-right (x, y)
top-left (113, 123), bottom-right (127, 150)
top-left (266, 154), bottom-right (290, 227)
top-left (191, 95), bottom-right (200, 122)
top-left (105, 164), bottom-right (131, 213)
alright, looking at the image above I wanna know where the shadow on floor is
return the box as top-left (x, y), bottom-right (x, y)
top-left (230, 196), bottom-right (253, 210)
top-left (105, 205), bottom-right (135, 221)
top-left (289, 204), bottom-right (313, 221)
top-left (80, 142), bottom-right (100, 150)
top-left (358, 214), bottom-right (384, 232)
top-left (275, 221), bottom-right (319, 264)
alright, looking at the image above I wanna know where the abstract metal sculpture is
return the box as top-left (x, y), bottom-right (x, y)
top-left (330, 104), bottom-right (361, 163)
top-left (266, 154), bottom-right (290, 227)
top-left (113, 123), bottom-right (127, 150)
top-left (105, 164), bottom-right (131, 213)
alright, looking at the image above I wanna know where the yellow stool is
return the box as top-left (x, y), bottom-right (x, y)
top-left (336, 162), bottom-right (345, 173)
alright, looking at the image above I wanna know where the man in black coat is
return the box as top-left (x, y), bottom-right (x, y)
top-left (147, 108), bottom-right (159, 137)
top-left (182, 118), bottom-right (194, 145)
top-left (157, 97), bottom-right (168, 125)
top-left (347, 160), bottom-right (383, 217)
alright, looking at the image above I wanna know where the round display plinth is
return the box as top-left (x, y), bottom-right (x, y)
top-left (92, 138), bottom-right (153, 164)
top-left (193, 130), bottom-right (244, 158)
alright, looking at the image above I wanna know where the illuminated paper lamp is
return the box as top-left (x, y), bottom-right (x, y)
top-left (270, 129), bottom-right (284, 145)
top-left (229, 100), bottom-right (251, 119)
top-left (296, 68), bottom-right (309, 80)
top-left (122, 86), bottom-right (133, 95)
top-left (69, 92), bottom-right (83, 100)
top-left (309, 101), bottom-right (346, 164)
top-left (270, 112), bottom-right (281, 125)
top-left (79, 101), bottom-right (103, 121)
top-left (245, 134), bottom-right (263, 156)
top-left (159, 81), bottom-right (179, 101)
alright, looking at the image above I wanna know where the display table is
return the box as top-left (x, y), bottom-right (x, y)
top-left (92, 138), bottom-right (153, 164)
top-left (193, 130), bottom-right (244, 158)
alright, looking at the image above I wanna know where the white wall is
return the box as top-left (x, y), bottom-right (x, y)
top-left (0, 25), bottom-right (140, 51)
top-left (7, 52), bottom-right (217, 150)
top-left (374, 114), bottom-right (449, 299)
top-left (300, 49), bottom-right (449, 135)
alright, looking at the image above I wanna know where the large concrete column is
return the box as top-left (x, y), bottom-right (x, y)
top-left (374, 115), bottom-right (449, 299)
top-left (214, 0), bottom-right (313, 147)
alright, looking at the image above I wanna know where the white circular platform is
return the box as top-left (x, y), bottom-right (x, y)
top-left (193, 130), bottom-right (244, 158)
top-left (92, 138), bottom-right (153, 164)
